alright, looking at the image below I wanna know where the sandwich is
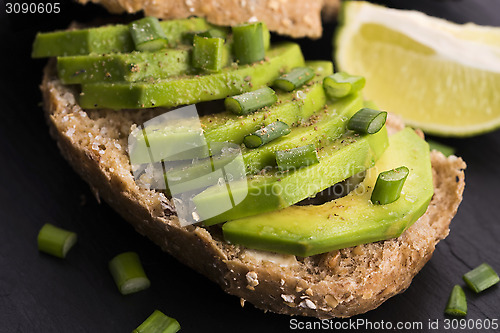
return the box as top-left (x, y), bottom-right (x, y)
top-left (33, 1), bottom-right (465, 319)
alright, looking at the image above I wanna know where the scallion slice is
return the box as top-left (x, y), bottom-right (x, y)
top-left (192, 35), bottom-right (225, 72)
top-left (129, 17), bottom-right (168, 52)
top-left (276, 144), bottom-right (319, 171)
top-left (273, 67), bottom-right (315, 92)
top-left (463, 263), bottom-right (499, 293)
top-left (37, 223), bottom-right (77, 258)
top-left (243, 121), bottom-right (291, 148)
top-left (133, 310), bottom-right (180, 333)
top-left (232, 22), bottom-right (265, 65)
top-left (371, 166), bottom-right (409, 205)
top-left (445, 285), bottom-right (467, 316)
top-left (108, 252), bottom-right (151, 295)
top-left (323, 72), bottom-right (366, 99)
top-left (347, 108), bottom-right (387, 135)
top-left (224, 87), bottom-right (277, 115)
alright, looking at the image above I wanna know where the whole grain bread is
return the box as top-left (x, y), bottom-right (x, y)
top-left (76, 0), bottom-right (340, 38)
top-left (41, 61), bottom-right (465, 318)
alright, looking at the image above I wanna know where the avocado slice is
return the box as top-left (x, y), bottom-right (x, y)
top-left (201, 60), bottom-right (333, 144)
top-left (165, 146), bottom-right (244, 195)
top-left (32, 17), bottom-right (227, 58)
top-left (222, 128), bottom-right (434, 257)
top-left (80, 42), bottom-right (304, 109)
top-left (195, 126), bottom-right (389, 225)
top-left (57, 48), bottom-right (194, 84)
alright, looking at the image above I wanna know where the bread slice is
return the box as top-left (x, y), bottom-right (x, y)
top-left (41, 60), bottom-right (465, 318)
top-left (76, 0), bottom-right (334, 38)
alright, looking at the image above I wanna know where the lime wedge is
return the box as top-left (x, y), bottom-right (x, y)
top-left (335, 1), bottom-right (500, 136)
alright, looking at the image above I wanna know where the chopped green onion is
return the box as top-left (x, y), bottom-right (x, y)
top-left (463, 263), bottom-right (499, 293)
top-left (129, 17), bottom-right (168, 52)
top-left (232, 22), bottom-right (265, 65)
top-left (371, 166), bottom-right (409, 205)
top-left (108, 252), bottom-right (151, 295)
top-left (273, 67), bottom-right (315, 92)
top-left (276, 144), bottom-right (319, 171)
top-left (225, 87), bottom-right (277, 115)
top-left (243, 121), bottom-right (291, 148)
top-left (427, 139), bottom-right (455, 157)
top-left (347, 108), bottom-right (387, 135)
top-left (445, 285), bottom-right (467, 316)
top-left (133, 310), bottom-right (180, 333)
top-left (37, 223), bottom-right (77, 258)
top-left (192, 35), bottom-right (225, 72)
top-left (323, 72), bottom-right (366, 99)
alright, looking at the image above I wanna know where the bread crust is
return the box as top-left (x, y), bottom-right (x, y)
top-left (77, 0), bottom-right (326, 38)
top-left (41, 62), bottom-right (465, 318)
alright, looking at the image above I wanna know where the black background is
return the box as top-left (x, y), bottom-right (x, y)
top-left (1, 0), bottom-right (499, 332)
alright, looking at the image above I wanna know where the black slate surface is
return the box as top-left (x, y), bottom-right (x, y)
top-left (1, 1), bottom-right (499, 332)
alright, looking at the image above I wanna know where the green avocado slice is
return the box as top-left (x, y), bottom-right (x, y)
top-left (32, 17), bottom-right (227, 58)
top-left (57, 48), bottom-right (194, 84)
top-left (201, 60), bottom-right (333, 144)
top-left (222, 128), bottom-right (434, 257)
top-left (80, 42), bottom-right (304, 109)
top-left (196, 126), bottom-right (389, 225)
